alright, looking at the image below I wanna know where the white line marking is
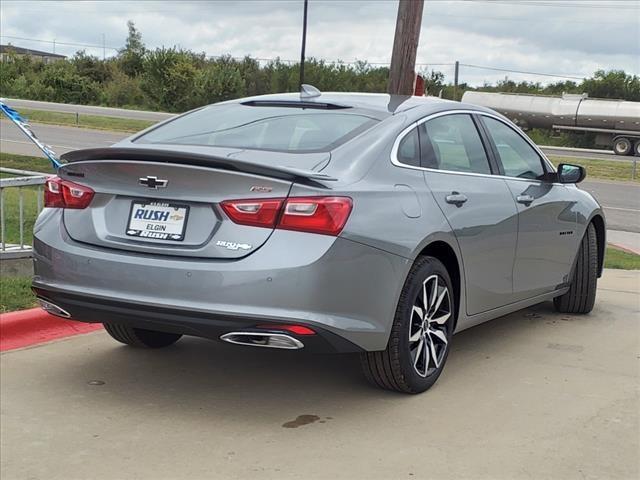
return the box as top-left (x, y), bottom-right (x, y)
top-left (603, 206), bottom-right (640, 213)
top-left (1, 139), bottom-right (88, 150)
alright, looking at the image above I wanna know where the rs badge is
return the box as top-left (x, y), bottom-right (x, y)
top-left (216, 240), bottom-right (253, 251)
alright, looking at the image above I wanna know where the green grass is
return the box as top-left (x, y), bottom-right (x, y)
top-left (1, 152), bottom-right (56, 174)
top-left (0, 276), bottom-right (37, 313)
top-left (604, 246), bottom-right (640, 270)
top-left (548, 156), bottom-right (638, 183)
top-left (0, 184), bottom-right (40, 246)
top-left (1, 153), bottom-right (53, 246)
top-left (16, 108), bottom-right (155, 133)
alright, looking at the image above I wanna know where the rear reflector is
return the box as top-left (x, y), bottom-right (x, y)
top-left (44, 176), bottom-right (94, 209)
top-left (256, 324), bottom-right (316, 335)
top-left (221, 196), bottom-right (352, 236)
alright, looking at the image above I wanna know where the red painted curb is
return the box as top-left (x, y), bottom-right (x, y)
top-left (0, 308), bottom-right (102, 352)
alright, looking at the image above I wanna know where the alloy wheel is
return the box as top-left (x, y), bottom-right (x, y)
top-left (408, 274), bottom-right (451, 377)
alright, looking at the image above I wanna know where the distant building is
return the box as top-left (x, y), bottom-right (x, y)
top-left (0, 44), bottom-right (67, 64)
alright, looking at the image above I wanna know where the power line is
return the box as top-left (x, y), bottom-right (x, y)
top-left (460, 63), bottom-right (584, 80)
top-left (458, 0), bottom-right (640, 9)
top-left (0, 33), bottom-right (594, 80)
top-left (423, 11), bottom-right (633, 25)
top-left (0, 35), bottom-right (119, 51)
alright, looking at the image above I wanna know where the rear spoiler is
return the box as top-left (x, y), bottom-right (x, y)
top-left (60, 148), bottom-right (337, 187)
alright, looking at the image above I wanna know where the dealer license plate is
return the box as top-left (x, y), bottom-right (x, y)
top-left (126, 201), bottom-right (189, 241)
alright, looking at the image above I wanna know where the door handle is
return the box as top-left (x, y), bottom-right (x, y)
top-left (445, 192), bottom-right (468, 207)
top-left (516, 194), bottom-right (534, 206)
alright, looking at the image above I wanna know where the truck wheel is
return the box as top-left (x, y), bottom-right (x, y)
top-left (103, 322), bottom-right (182, 348)
top-left (634, 140), bottom-right (640, 157)
top-left (553, 223), bottom-right (597, 314)
top-left (613, 137), bottom-right (632, 156)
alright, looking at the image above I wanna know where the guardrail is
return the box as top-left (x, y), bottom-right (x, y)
top-left (0, 168), bottom-right (47, 259)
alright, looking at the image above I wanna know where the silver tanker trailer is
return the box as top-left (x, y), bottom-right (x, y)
top-left (461, 91), bottom-right (640, 156)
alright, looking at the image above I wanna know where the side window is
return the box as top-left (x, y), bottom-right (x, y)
top-left (482, 117), bottom-right (545, 180)
top-left (419, 114), bottom-right (491, 175)
top-left (396, 127), bottom-right (421, 167)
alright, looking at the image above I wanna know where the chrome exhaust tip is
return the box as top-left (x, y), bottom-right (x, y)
top-left (220, 332), bottom-right (304, 350)
top-left (37, 299), bottom-right (71, 319)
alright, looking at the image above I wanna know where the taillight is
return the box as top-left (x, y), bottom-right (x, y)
top-left (220, 199), bottom-right (283, 228)
top-left (44, 176), bottom-right (94, 209)
top-left (221, 196), bottom-right (353, 236)
top-left (279, 197), bottom-right (353, 236)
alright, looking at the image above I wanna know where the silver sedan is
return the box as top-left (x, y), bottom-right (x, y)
top-left (32, 89), bottom-right (605, 393)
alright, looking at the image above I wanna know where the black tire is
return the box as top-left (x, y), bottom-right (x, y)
top-left (634, 139), bottom-right (640, 157)
top-left (360, 256), bottom-right (455, 394)
top-left (613, 137), bottom-right (632, 156)
top-left (103, 322), bottom-right (182, 348)
top-left (553, 223), bottom-right (598, 314)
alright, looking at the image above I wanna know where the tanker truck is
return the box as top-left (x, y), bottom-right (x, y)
top-left (461, 91), bottom-right (640, 156)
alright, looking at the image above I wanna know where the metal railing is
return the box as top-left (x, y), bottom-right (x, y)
top-left (0, 168), bottom-right (48, 259)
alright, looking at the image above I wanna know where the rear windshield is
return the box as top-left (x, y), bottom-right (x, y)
top-left (134, 104), bottom-right (379, 152)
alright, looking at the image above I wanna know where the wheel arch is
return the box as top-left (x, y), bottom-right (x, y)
top-left (417, 240), bottom-right (462, 330)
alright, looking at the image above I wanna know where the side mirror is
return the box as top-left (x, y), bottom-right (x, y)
top-left (557, 163), bottom-right (586, 184)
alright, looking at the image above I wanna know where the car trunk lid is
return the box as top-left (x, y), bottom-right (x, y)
top-left (58, 147), bottom-right (333, 259)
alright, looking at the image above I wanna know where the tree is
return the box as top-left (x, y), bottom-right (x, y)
top-left (422, 70), bottom-right (445, 96)
top-left (119, 20), bottom-right (146, 77)
top-left (72, 51), bottom-right (113, 83)
top-left (581, 70), bottom-right (640, 101)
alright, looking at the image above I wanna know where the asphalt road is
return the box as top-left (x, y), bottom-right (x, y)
top-left (1, 269), bottom-right (638, 480)
top-left (580, 179), bottom-right (640, 233)
top-left (539, 145), bottom-right (635, 162)
top-left (2, 120), bottom-right (638, 232)
top-left (3, 98), bottom-right (174, 122)
top-left (1, 120), bottom-right (127, 156)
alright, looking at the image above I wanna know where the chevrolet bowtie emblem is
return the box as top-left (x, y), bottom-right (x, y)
top-left (139, 176), bottom-right (168, 189)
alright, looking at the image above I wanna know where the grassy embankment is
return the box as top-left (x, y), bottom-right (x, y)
top-left (10, 108), bottom-right (155, 133)
top-left (548, 156), bottom-right (638, 184)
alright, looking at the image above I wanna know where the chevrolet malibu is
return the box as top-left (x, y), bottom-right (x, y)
top-left (32, 89), bottom-right (605, 393)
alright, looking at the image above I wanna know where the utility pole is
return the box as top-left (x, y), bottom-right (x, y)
top-left (453, 60), bottom-right (459, 101)
top-left (52, 38), bottom-right (56, 54)
top-left (299, 0), bottom-right (309, 88)
top-left (102, 33), bottom-right (106, 60)
top-left (388, 0), bottom-right (424, 96)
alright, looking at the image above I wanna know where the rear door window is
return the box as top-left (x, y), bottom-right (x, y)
top-left (419, 114), bottom-right (492, 175)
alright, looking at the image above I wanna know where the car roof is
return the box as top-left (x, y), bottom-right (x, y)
top-left (222, 91), bottom-right (471, 116)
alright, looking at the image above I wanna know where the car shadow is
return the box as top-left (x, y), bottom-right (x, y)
top-left (51, 300), bottom-right (577, 424)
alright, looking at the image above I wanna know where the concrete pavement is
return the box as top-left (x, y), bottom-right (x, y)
top-left (1, 269), bottom-right (638, 480)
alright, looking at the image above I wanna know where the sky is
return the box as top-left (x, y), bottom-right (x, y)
top-left (1, 0), bottom-right (639, 86)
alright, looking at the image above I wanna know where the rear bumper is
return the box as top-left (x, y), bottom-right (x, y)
top-left (32, 210), bottom-right (410, 351)
top-left (31, 285), bottom-right (363, 353)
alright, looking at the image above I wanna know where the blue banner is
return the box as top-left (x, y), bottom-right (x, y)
top-left (0, 100), bottom-right (62, 169)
